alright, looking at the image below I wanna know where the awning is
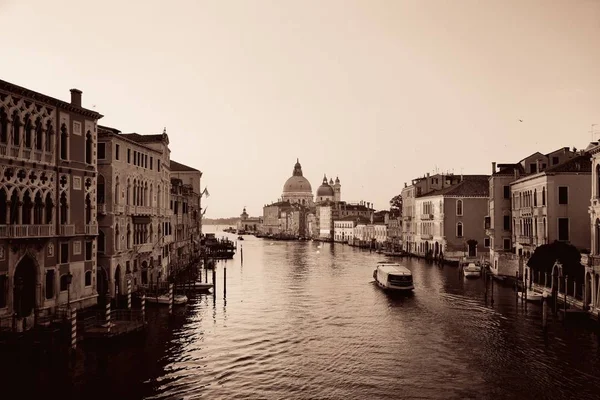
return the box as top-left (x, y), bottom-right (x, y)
top-left (132, 216), bottom-right (152, 224)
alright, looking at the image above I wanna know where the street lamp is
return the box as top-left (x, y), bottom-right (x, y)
top-left (66, 272), bottom-right (73, 308)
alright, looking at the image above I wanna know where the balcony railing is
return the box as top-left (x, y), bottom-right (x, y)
top-left (85, 224), bottom-right (98, 235)
top-left (420, 214), bottom-right (434, 220)
top-left (485, 228), bottom-right (494, 236)
top-left (135, 243), bottom-right (154, 253)
top-left (59, 225), bottom-right (75, 236)
top-left (421, 233), bottom-right (433, 240)
top-left (533, 206), bottom-right (547, 217)
top-left (517, 235), bottom-right (533, 245)
top-left (115, 204), bottom-right (125, 214)
top-left (519, 207), bottom-right (533, 216)
top-left (0, 224), bottom-right (54, 238)
top-left (0, 143), bottom-right (6, 156)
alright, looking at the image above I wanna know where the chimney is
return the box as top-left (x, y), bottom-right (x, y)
top-left (404, 182), bottom-right (407, 188)
top-left (492, 162), bottom-right (496, 174)
top-left (70, 89), bottom-right (82, 108)
top-left (426, 172), bottom-right (430, 177)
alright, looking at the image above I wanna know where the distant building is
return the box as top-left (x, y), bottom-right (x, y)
top-left (237, 207), bottom-right (262, 233)
top-left (414, 175), bottom-right (490, 262)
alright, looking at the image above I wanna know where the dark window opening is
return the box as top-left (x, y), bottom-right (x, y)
top-left (85, 241), bottom-right (93, 261)
top-left (45, 270), bottom-right (55, 299)
top-left (503, 215), bottom-right (510, 231)
top-left (558, 187), bottom-right (568, 205)
top-left (85, 271), bottom-right (92, 287)
top-left (558, 218), bottom-right (569, 241)
top-left (115, 144), bottom-right (120, 160)
top-left (97, 142), bottom-right (106, 160)
top-left (60, 243), bottom-right (69, 264)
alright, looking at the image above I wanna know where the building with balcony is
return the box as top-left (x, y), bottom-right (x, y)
top-left (486, 147), bottom-right (578, 277)
top-left (414, 175), bottom-right (490, 262)
top-left (510, 153), bottom-right (591, 261)
top-left (401, 173), bottom-right (465, 254)
top-left (586, 142), bottom-right (600, 313)
top-left (0, 79), bottom-right (103, 329)
top-left (96, 126), bottom-right (173, 300)
top-left (169, 168), bottom-right (202, 267)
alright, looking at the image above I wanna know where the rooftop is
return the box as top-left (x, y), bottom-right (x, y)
top-left (170, 159), bottom-right (201, 173)
top-left (419, 175), bottom-right (490, 198)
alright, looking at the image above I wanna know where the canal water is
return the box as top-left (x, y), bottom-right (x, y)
top-left (4, 226), bottom-right (600, 399)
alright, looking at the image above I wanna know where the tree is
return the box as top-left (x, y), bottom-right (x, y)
top-left (527, 240), bottom-right (584, 283)
top-left (389, 194), bottom-right (403, 218)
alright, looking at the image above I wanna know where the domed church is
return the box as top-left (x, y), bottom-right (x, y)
top-left (316, 175), bottom-right (341, 203)
top-left (281, 159), bottom-right (314, 206)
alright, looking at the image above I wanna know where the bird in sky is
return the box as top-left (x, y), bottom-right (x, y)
top-left (518, 119), bottom-right (523, 122)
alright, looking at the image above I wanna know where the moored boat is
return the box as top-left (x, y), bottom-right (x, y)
top-left (463, 262), bottom-right (482, 278)
top-left (146, 294), bottom-right (188, 305)
top-left (373, 262), bottom-right (414, 291)
top-left (517, 290), bottom-right (544, 302)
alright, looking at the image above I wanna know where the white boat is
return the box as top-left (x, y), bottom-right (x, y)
top-left (517, 290), bottom-right (544, 302)
top-left (373, 263), bottom-right (414, 291)
top-left (463, 262), bottom-right (482, 278)
top-left (146, 294), bottom-right (188, 305)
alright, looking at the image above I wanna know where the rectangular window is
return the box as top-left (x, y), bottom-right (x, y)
top-left (85, 241), bottom-right (93, 261)
top-left (503, 238), bottom-right (511, 250)
top-left (85, 271), bottom-right (92, 287)
top-left (60, 242), bottom-right (69, 264)
top-left (134, 151), bottom-right (137, 165)
top-left (127, 148), bottom-right (131, 163)
top-left (484, 216), bottom-right (490, 229)
top-left (529, 163), bottom-right (537, 174)
top-left (456, 223), bottom-right (463, 237)
top-left (150, 157), bottom-right (153, 170)
top-left (484, 238), bottom-right (490, 248)
top-left (558, 218), bottom-right (569, 241)
top-left (158, 162), bottom-right (161, 172)
top-left (503, 215), bottom-right (510, 231)
top-left (552, 156), bottom-right (559, 165)
top-left (97, 143), bottom-right (106, 160)
top-left (0, 274), bottom-right (6, 308)
top-left (45, 270), bottom-right (55, 299)
top-left (558, 186), bottom-right (568, 205)
top-left (503, 185), bottom-right (510, 199)
top-left (115, 144), bottom-right (120, 160)
top-left (145, 155), bottom-right (148, 168)
top-left (73, 241), bottom-right (81, 255)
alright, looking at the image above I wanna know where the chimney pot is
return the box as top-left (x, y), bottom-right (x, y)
top-left (492, 162), bottom-right (496, 174)
top-left (427, 172), bottom-right (430, 177)
top-left (70, 88), bottom-right (82, 108)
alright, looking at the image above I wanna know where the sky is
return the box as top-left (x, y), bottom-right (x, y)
top-left (1, 0), bottom-right (599, 218)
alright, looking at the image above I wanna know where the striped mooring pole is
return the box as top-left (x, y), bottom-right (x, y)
top-left (105, 300), bottom-right (111, 333)
top-left (70, 308), bottom-right (77, 350)
top-left (168, 283), bottom-right (174, 315)
top-left (127, 279), bottom-right (132, 309)
top-left (141, 294), bottom-right (146, 322)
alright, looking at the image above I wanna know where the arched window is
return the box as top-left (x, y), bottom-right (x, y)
top-left (0, 188), bottom-right (6, 224)
top-left (0, 107), bottom-right (7, 143)
top-left (84, 271), bottom-right (92, 287)
top-left (45, 120), bottom-right (53, 152)
top-left (150, 184), bottom-right (153, 207)
top-left (59, 192), bottom-right (68, 225)
top-left (85, 131), bottom-right (92, 164)
top-left (24, 115), bottom-right (32, 148)
top-left (33, 191), bottom-right (43, 224)
top-left (98, 230), bottom-right (105, 253)
top-left (133, 179), bottom-right (137, 206)
top-left (22, 190), bottom-right (32, 225)
top-left (456, 222), bottom-right (463, 237)
top-left (60, 124), bottom-right (68, 160)
top-left (97, 175), bottom-right (105, 204)
top-left (533, 189), bottom-right (537, 206)
top-left (114, 176), bottom-right (120, 205)
top-left (126, 179), bottom-right (131, 205)
top-left (157, 185), bottom-right (161, 208)
top-left (456, 200), bottom-right (463, 216)
top-left (35, 118), bottom-right (43, 150)
top-left (45, 193), bottom-right (53, 224)
top-left (12, 111), bottom-right (20, 146)
top-left (543, 218), bottom-right (547, 243)
top-left (85, 194), bottom-right (92, 225)
top-left (542, 187), bottom-right (546, 206)
top-left (9, 190), bottom-right (19, 224)
top-left (126, 224), bottom-right (131, 249)
top-left (115, 224), bottom-right (120, 251)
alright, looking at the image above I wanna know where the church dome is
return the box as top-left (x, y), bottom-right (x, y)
top-left (283, 176), bottom-right (312, 193)
top-left (317, 175), bottom-right (335, 197)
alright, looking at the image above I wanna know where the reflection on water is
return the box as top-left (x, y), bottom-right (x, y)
top-left (2, 228), bottom-right (600, 400)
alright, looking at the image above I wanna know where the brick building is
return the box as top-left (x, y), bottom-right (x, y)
top-left (0, 79), bottom-right (102, 330)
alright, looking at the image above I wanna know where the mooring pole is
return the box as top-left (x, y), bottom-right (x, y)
top-left (127, 279), bottom-right (132, 310)
top-left (168, 283), bottom-right (174, 315)
top-left (141, 294), bottom-right (146, 323)
top-left (70, 308), bottom-right (77, 351)
top-left (542, 292), bottom-right (548, 330)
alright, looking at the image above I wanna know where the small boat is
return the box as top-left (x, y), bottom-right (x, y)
top-left (517, 290), bottom-right (544, 302)
top-left (179, 282), bottom-right (213, 293)
top-left (373, 263), bottom-right (414, 291)
top-left (146, 294), bottom-right (188, 305)
top-left (463, 262), bottom-right (482, 278)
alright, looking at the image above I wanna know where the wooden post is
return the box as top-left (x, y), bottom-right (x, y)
top-left (168, 283), bottom-right (173, 315)
top-left (544, 272), bottom-right (548, 288)
top-left (542, 292), bottom-right (548, 329)
top-left (141, 294), bottom-right (146, 322)
top-left (105, 300), bottom-right (111, 333)
top-left (564, 275), bottom-right (568, 317)
top-left (515, 271), bottom-right (519, 304)
top-left (70, 308), bottom-right (77, 350)
top-left (127, 279), bottom-right (132, 310)
top-left (491, 277), bottom-right (495, 306)
top-left (241, 245), bottom-right (243, 264)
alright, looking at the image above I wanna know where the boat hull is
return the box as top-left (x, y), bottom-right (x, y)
top-left (463, 271), bottom-right (481, 278)
top-left (518, 291), bottom-right (543, 302)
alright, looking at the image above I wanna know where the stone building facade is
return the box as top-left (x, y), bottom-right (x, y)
top-left (0, 79), bottom-right (102, 330)
top-left (96, 126), bottom-right (174, 299)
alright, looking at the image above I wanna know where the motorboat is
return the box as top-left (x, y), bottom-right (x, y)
top-left (373, 263), bottom-right (414, 291)
top-left (518, 290), bottom-right (544, 302)
top-left (463, 262), bottom-right (482, 278)
top-left (146, 294), bottom-right (188, 305)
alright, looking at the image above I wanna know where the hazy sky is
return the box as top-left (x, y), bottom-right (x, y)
top-left (1, 0), bottom-right (600, 218)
